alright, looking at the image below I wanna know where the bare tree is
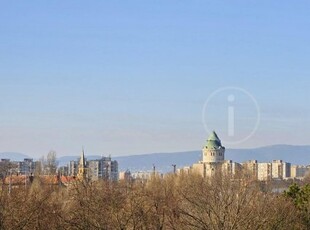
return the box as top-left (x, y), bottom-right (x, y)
top-left (0, 168), bottom-right (305, 229)
top-left (42, 151), bottom-right (58, 175)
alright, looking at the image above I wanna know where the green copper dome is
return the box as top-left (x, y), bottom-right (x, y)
top-left (205, 131), bottom-right (224, 149)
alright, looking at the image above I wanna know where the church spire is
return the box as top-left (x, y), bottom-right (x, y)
top-left (79, 147), bottom-right (86, 168)
top-left (77, 147), bottom-right (87, 180)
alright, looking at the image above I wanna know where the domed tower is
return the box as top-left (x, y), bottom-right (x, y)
top-left (202, 131), bottom-right (225, 163)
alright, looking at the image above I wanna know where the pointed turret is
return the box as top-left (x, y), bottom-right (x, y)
top-left (205, 131), bottom-right (223, 149)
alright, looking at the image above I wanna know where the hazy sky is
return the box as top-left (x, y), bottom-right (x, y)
top-left (0, 1), bottom-right (309, 157)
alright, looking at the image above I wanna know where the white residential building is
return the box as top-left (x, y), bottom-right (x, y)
top-left (271, 160), bottom-right (291, 179)
top-left (257, 163), bottom-right (272, 181)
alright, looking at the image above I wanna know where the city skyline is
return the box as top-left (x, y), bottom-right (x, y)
top-left (1, 1), bottom-right (310, 157)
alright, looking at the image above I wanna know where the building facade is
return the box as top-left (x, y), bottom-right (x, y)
top-left (257, 163), bottom-right (272, 181)
top-left (291, 165), bottom-right (310, 179)
top-left (68, 160), bottom-right (78, 177)
top-left (88, 156), bottom-right (119, 181)
top-left (17, 158), bottom-right (37, 175)
top-left (68, 150), bottom-right (119, 181)
top-left (241, 160), bottom-right (258, 178)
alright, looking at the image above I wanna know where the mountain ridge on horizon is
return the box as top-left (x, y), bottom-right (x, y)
top-left (112, 143), bottom-right (310, 158)
top-left (1, 144), bottom-right (310, 173)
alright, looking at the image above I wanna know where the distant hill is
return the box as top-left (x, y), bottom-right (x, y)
top-left (58, 155), bottom-right (107, 166)
top-left (114, 151), bottom-right (201, 173)
top-left (0, 152), bottom-right (30, 161)
top-left (226, 145), bottom-right (310, 165)
top-left (57, 145), bottom-right (310, 173)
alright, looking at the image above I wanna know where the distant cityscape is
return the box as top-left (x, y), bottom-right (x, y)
top-left (176, 131), bottom-right (310, 181)
top-left (1, 131), bottom-right (309, 184)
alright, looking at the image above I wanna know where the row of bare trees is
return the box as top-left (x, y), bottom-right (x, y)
top-left (0, 172), bottom-right (308, 229)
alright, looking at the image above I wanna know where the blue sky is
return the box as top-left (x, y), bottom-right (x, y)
top-left (0, 1), bottom-right (309, 157)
